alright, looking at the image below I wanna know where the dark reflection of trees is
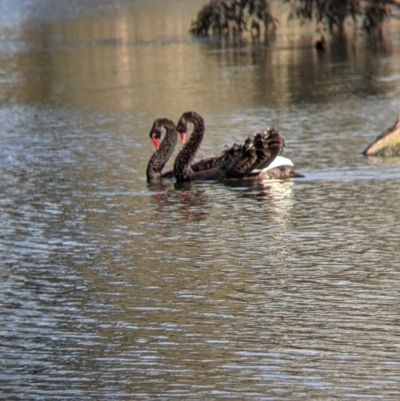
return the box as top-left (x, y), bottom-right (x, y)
top-left (351, 37), bottom-right (393, 97)
top-left (328, 31), bottom-right (350, 62)
top-left (291, 33), bottom-right (394, 102)
top-left (207, 35), bottom-right (259, 68)
top-left (204, 30), bottom-right (395, 106)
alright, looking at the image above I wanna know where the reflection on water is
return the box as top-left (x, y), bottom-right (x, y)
top-left (2, 0), bottom-right (400, 399)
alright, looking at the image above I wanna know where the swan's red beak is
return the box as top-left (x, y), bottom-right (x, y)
top-left (151, 135), bottom-right (161, 150)
top-left (179, 131), bottom-right (186, 144)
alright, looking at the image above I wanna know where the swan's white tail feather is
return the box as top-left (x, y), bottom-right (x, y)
top-left (251, 156), bottom-right (294, 173)
top-left (262, 156), bottom-right (294, 171)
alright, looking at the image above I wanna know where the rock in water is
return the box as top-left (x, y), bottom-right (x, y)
top-left (363, 116), bottom-right (400, 157)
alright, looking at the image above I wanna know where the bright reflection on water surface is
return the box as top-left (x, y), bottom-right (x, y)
top-left (1, 0), bottom-right (400, 399)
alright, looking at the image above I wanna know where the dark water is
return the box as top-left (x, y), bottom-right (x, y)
top-left (1, 0), bottom-right (400, 399)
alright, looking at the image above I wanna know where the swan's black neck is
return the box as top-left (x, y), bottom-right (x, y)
top-left (146, 118), bottom-right (177, 182)
top-left (174, 111), bottom-right (205, 182)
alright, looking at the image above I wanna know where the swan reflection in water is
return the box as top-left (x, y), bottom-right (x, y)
top-left (148, 177), bottom-right (296, 228)
top-left (225, 178), bottom-right (295, 219)
top-left (224, 179), bottom-right (297, 262)
top-left (147, 180), bottom-right (209, 222)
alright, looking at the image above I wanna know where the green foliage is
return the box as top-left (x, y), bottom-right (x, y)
top-left (190, 0), bottom-right (278, 37)
top-left (286, 0), bottom-right (361, 30)
top-left (363, 0), bottom-right (392, 36)
top-left (286, 0), bottom-right (392, 36)
top-left (191, 0), bottom-right (395, 37)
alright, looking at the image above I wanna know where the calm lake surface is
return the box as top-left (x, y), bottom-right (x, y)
top-left (1, 0), bottom-right (400, 399)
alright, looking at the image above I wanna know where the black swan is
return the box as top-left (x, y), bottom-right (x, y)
top-left (146, 118), bottom-right (178, 182)
top-left (173, 111), bottom-right (303, 183)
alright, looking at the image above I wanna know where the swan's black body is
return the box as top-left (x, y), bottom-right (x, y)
top-left (173, 111), bottom-right (300, 182)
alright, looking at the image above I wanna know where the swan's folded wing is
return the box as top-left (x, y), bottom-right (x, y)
top-left (250, 129), bottom-right (285, 171)
top-left (220, 129), bottom-right (285, 178)
top-left (217, 140), bottom-right (258, 179)
top-left (191, 154), bottom-right (225, 172)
